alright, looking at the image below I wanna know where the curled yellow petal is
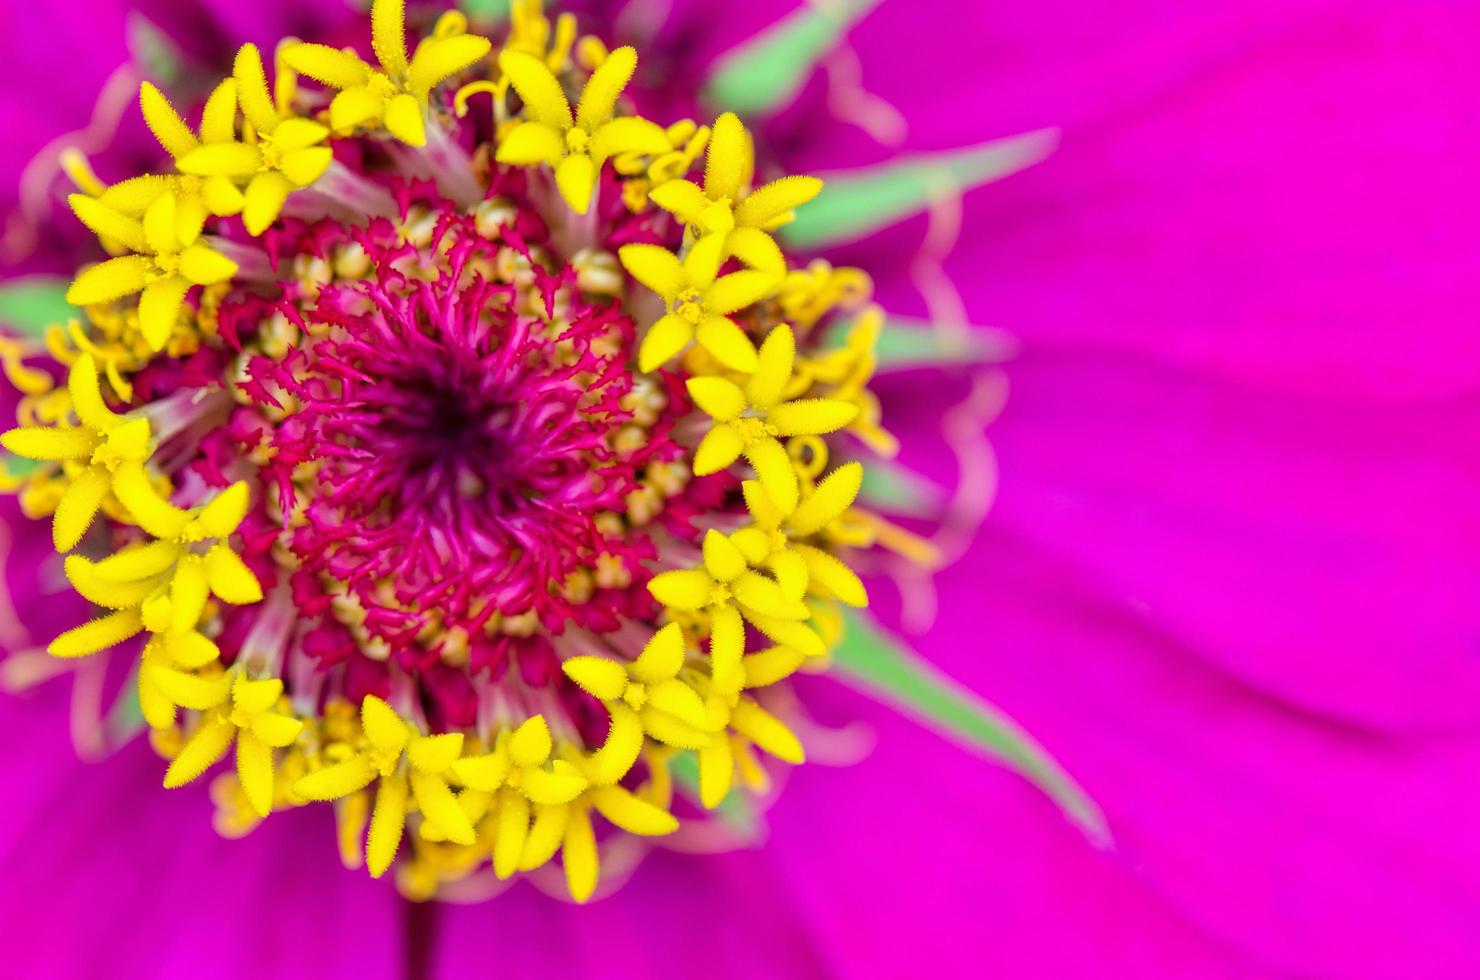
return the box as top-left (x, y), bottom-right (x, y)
top-left (589, 784), bottom-right (678, 836)
top-left (48, 607), bottom-right (144, 658)
top-left (163, 715), bottom-right (235, 788)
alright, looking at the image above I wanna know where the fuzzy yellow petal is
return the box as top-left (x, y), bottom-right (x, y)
top-left (366, 772), bottom-right (408, 878)
top-left (178, 143), bottom-right (264, 179)
top-left (48, 607), bottom-right (144, 658)
top-left (562, 656), bottom-right (629, 702)
top-left (170, 557), bottom-right (210, 632)
top-left (725, 226), bottom-right (787, 277)
top-left (704, 269), bottom-right (776, 316)
top-left (361, 695), bottom-right (410, 757)
top-left (646, 568), bottom-right (714, 611)
top-left (704, 112), bottom-right (750, 202)
top-left (69, 195), bottom-right (147, 252)
top-left (139, 82), bottom-right (199, 159)
top-left (450, 753), bottom-right (508, 793)
top-left (733, 570), bottom-right (808, 621)
top-left (495, 121), bottom-right (565, 166)
top-left (767, 398), bottom-right (858, 437)
top-left (295, 755), bottom-right (378, 801)
top-left (233, 44), bottom-right (280, 134)
top-left (701, 528), bottom-right (746, 582)
top-left (509, 715), bottom-right (553, 767)
top-left (743, 437), bottom-right (799, 514)
top-left (637, 313), bottom-right (692, 373)
top-left (493, 788), bottom-right (530, 878)
top-left (740, 480), bottom-right (786, 530)
top-left (407, 732), bottom-right (464, 774)
top-left (735, 174), bottom-right (823, 228)
top-left (742, 645), bottom-right (806, 688)
top-left (330, 86), bottom-right (384, 131)
top-left (236, 730), bottom-right (276, 818)
top-left (648, 179), bottom-right (708, 223)
top-left (383, 92), bottom-right (426, 146)
top-left (788, 462), bottom-right (863, 536)
top-left (370, 0), bottom-right (410, 78)
top-left (730, 698), bottom-right (805, 764)
top-left (203, 543), bottom-right (263, 604)
top-left (747, 324), bottom-right (796, 410)
top-left (707, 603), bottom-right (746, 698)
top-left (590, 116), bottom-right (669, 165)
top-left (498, 49), bottom-right (573, 129)
top-left (695, 316), bottom-right (758, 372)
top-left (195, 480), bottom-right (250, 537)
top-left (1, 426), bottom-right (95, 461)
top-left (199, 79), bottom-right (240, 144)
top-left (92, 538), bottom-right (182, 582)
top-left (692, 424), bottom-right (744, 476)
top-left (576, 45), bottom-right (636, 129)
top-left (66, 256), bottom-right (150, 306)
top-left (618, 244), bottom-right (685, 302)
top-left (179, 243), bottom-right (239, 285)
top-left (407, 34), bottom-right (491, 97)
top-left (138, 278), bottom-right (189, 351)
top-left (411, 770), bottom-right (476, 845)
top-left (521, 765), bottom-right (588, 806)
top-left (164, 715), bottom-right (235, 787)
top-left (588, 702), bottom-right (643, 785)
top-left (685, 376), bottom-right (746, 423)
top-left (563, 804), bottom-right (598, 902)
top-left (795, 543), bottom-right (868, 607)
top-left (243, 171), bottom-right (293, 236)
top-left (111, 460), bottom-right (190, 539)
top-left (698, 735), bottom-right (733, 809)
top-left (519, 803), bottom-right (570, 872)
top-left (589, 785), bottom-right (678, 836)
top-left (280, 147), bottom-right (334, 189)
top-left (554, 153), bottom-right (597, 214)
top-left (63, 555), bottom-right (157, 608)
top-left (284, 43), bottom-right (372, 89)
top-left (630, 621), bottom-right (685, 683)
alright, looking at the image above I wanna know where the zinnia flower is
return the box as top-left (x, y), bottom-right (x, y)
top-left (0, 0), bottom-right (1097, 943)
top-left (2, 0), bottom-right (1475, 978)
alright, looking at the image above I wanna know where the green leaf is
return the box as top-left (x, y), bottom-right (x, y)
top-left (827, 314), bottom-right (1017, 372)
top-left (703, 0), bottom-right (883, 117)
top-left (832, 608), bottom-right (1111, 846)
top-left (857, 455), bottom-right (943, 518)
top-left (0, 277), bottom-right (75, 339)
top-left (460, 0), bottom-right (510, 23)
top-left (782, 129), bottom-right (1060, 250)
top-left (2, 454), bottom-right (45, 479)
top-left (106, 666), bottom-right (147, 745)
top-left (669, 750), bottom-right (764, 840)
top-left (127, 13), bottom-right (185, 85)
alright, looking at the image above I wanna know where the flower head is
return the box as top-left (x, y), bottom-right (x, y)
top-left (0, 0), bottom-right (1063, 909)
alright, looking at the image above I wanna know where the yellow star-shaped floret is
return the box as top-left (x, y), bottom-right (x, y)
top-left (650, 111), bottom-right (822, 276)
top-left (284, 0), bottom-right (492, 147)
top-left (731, 462), bottom-right (870, 610)
top-left (66, 191), bottom-right (239, 350)
top-left (450, 715), bottom-right (590, 878)
top-left (495, 45), bottom-right (670, 213)
top-left (0, 353), bottom-right (151, 551)
top-left (686, 323), bottom-right (858, 512)
top-left (159, 672), bottom-right (304, 818)
top-left (618, 235), bottom-right (777, 372)
top-left (294, 695), bottom-right (477, 876)
top-left (563, 622), bottom-right (721, 780)
top-left (174, 44), bottom-right (334, 236)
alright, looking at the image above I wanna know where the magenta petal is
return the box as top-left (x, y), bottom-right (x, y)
top-left (0, 685), bottom-right (404, 979)
top-left (924, 539), bottom-right (1480, 976)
